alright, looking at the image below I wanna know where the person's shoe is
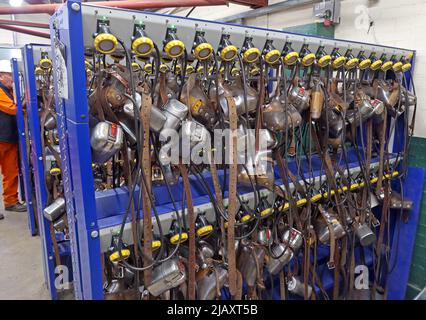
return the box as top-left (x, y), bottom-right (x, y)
top-left (0, 213), bottom-right (4, 220)
top-left (5, 202), bottom-right (27, 212)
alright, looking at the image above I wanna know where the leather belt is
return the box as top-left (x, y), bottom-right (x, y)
top-left (376, 108), bottom-right (388, 192)
top-left (39, 88), bottom-right (63, 269)
top-left (225, 95), bottom-right (238, 298)
top-left (179, 164), bottom-right (196, 299)
top-left (372, 108), bottom-right (390, 299)
top-left (363, 119), bottom-right (373, 224)
top-left (140, 87), bottom-right (153, 286)
top-left (312, 130), bottom-right (342, 270)
top-left (275, 149), bottom-right (302, 231)
top-left (279, 270), bottom-right (286, 300)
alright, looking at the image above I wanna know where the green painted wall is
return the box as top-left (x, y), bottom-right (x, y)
top-left (283, 22), bottom-right (335, 39)
top-left (406, 137), bottom-right (426, 299)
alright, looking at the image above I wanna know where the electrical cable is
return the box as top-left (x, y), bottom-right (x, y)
top-left (114, 38), bottom-right (188, 271)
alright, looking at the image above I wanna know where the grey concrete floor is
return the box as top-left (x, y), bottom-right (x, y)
top-left (0, 177), bottom-right (50, 300)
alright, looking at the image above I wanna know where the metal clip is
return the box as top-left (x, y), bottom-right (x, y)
top-left (152, 165), bottom-right (164, 182)
top-left (372, 218), bottom-right (380, 228)
top-left (114, 265), bottom-right (125, 279)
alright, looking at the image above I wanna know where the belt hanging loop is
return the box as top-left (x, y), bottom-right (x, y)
top-left (279, 270), bottom-right (286, 300)
top-left (224, 95), bottom-right (238, 298)
top-left (332, 241), bottom-right (341, 300)
top-left (178, 164), bottom-right (196, 300)
top-left (140, 87), bottom-right (153, 288)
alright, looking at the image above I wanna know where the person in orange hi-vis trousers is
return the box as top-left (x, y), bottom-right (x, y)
top-left (0, 62), bottom-right (27, 220)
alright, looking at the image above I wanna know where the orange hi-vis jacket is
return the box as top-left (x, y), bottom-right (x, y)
top-left (0, 82), bottom-right (18, 143)
top-left (0, 82), bottom-right (19, 206)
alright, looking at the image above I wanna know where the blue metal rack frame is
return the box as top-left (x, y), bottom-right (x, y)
top-left (14, 45), bottom-right (60, 300)
top-left (48, 1), bottom-right (422, 300)
top-left (11, 58), bottom-right (38, 236)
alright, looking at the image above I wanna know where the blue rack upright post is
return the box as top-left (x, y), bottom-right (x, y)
top-left (50, 4), bottom-right (100, 299)
top-left (20, 45), bottom-right (59, 300)
top-left (11, 58), bottom-right (38, 236)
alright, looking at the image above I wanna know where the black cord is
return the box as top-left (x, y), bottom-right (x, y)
top-left (115, 38), bottom-right (184, 271)
top-left (152, 43), bottom-right (161, 100)
top-left (186, 7), bottom-right (196, 17)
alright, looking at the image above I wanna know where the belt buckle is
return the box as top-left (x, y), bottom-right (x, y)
top-left (115, 265), bottom-right (125, 279)
top-left (371, 216), bottom-right (381, 227)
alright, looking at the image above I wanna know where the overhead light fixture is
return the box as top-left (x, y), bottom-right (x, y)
top-left (9, 0), bottom-right (23, 7)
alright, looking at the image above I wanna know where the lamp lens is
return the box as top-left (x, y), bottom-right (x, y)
top-left (170, 45), bottom-right (182, 57)
top-left (198, 47), bottom-right (211, 59)
top-left (137, 43), bottom-right (152, 55)
top-left (268, 52), bottom-right (280, 64)
top-left (100, 40), bottom-right (114, 52)
top-left (224, 49), bottom-right (236, 60)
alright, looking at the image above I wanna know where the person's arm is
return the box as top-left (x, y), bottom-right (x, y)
top-left (0, 88), bottom-right (16, 116)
